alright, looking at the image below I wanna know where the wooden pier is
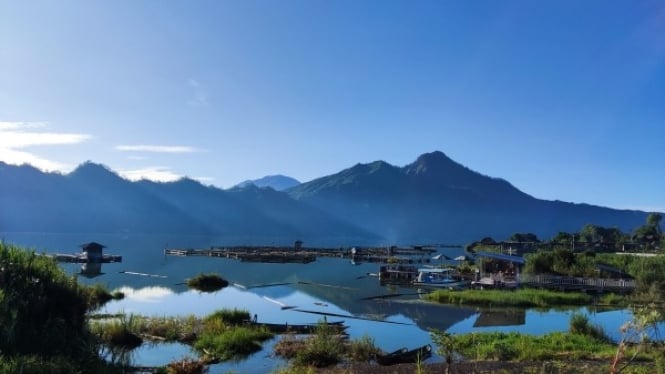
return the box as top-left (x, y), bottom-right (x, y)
top-left (519, 274), bottom-right (636, 293)
top-left (473, 274), bottom-right (636, 293)
top-left (164, 245), bottom-right (438, 264)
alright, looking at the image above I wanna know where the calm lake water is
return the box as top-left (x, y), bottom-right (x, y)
top-left (3, 233), bottom-right (657, 373)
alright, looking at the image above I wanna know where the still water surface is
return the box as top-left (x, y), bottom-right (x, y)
top-left (3, 233), bottom-right (655, 372)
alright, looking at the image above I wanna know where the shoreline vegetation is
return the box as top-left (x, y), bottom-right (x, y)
top-left (3, 212), bottom-right (665, 374)
top-left (424, 288), bottom-right (630, 308)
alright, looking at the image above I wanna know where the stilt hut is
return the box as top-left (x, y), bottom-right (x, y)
top-left (80, 242), bottom-right (106, 263)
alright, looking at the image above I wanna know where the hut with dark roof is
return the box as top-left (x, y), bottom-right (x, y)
top-left (80, 242), bottom-right (106, 263)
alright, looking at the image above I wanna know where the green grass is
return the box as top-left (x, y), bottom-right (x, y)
top-left (187, 273), bottom-right (229, 293)
top-left (90, 314), bottom-right (143, 349)
top-left (193, 326), bottom-right (273, 361)
top-left (134, 315), bottom-right (201, 342)
top-left (204, 308), bottom-right (250, 326)
top-left (425, 288), bottom-right (592, 307)
top-left (440, 331), bottom-right (619, 361)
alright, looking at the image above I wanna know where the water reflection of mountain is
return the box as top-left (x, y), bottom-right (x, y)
top-left (473, 309), bottom-right (526, 327)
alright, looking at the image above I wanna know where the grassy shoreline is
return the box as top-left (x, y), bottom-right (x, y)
top-left (424, 288), bottom-right (628, 307)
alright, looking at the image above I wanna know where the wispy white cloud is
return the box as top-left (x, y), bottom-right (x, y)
top-left (187, 78), bottom-right (209, 107)
top-left (118, 166), bottom-right (183, 182)
top-left (115, 145), bottom-right (204, 153)
top-left (0, 121), bottom-right (91, 171)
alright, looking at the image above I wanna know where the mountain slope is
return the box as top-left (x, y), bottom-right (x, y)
top-left (288, 151), bottom-right (648, 242)
top-left (0, 162), bottom-right (375, 244)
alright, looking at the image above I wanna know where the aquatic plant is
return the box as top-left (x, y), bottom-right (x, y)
top-left (204, 308), bottom-right (250, 326)
top-left (425, 288), bottom-right (592, 307)
top-left (187, 273), bottom-right (229, 292)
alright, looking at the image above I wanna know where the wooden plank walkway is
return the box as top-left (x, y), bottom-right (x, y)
top-left (519, 274), bottom-right (636, 292)
top-left (163, 245), bottom-right (438, 264)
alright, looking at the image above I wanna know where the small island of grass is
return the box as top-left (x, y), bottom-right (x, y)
top-left (187, 272), bottom-right (229, 292)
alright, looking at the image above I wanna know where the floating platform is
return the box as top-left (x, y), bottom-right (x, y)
top-left (164, 245), bottom-right (438, 265)
top-left (51, 253), bottom-right (123, 264)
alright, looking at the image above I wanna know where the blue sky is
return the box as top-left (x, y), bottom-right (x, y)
top-left (1, 1), bottom-right (664, 212)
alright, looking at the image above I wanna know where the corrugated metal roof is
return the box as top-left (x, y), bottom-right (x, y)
top-left (474, 251), bottom-right (526, 264)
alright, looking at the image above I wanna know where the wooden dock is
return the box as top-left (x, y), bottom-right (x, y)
top-left (519, 274), bottom-right (636, 293)
top-left (50, 253), bottom-right (122, 264)
top-left (164, 245), bottom-right (438, 264)
top-left (472, 274), bottom-right (636, 293)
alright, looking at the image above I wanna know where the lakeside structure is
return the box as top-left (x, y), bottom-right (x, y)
top-left (51, 242), bottom-right (122, 264)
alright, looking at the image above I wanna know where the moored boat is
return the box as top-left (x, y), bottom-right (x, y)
top-left (376, 344), bottom-right (432, 365)
top-left (413, 268), bottom-right (469, 289)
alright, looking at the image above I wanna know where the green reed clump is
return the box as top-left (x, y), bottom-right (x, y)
top-left (193, 326), bottom-right (273, 361)
top-left (90, 314), bottom-right (143, 349)
top-left (347, 335), bottom-right (380, 362)
top-left (187, 273), bottom-right (229, 293)
top-left (426, 288), bottom-right (592, 307)
top-left (292, 321), bottom-right (346, 368)
top-left (205, 308), bottom-right (250, 326)
top-left (135, 315), bottom-right (200, 342)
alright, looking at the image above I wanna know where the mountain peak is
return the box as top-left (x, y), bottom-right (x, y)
top-left (69, 161), bottom-right (118, 178)
top-left (234, 174), bottom-right (300, 191)
top-left (405, 151), bottom-right (460, 175)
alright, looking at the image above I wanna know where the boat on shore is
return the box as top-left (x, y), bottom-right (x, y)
top-left (413, 268), bottom-right (469, 289)
top-left (376, 344), bottom-right (432, 365)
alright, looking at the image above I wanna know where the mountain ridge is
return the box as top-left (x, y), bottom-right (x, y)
top-left (0, 153), bottom-right (655, 244)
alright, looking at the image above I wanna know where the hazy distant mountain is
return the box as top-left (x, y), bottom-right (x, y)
top-left (234, 175), bottom-right (300, 191)
top-left (0, 152), bottom-right (654, 245)
top-left (0, 162), bottom-right (374, 244)
top-left (288, 151), bottom-right (649, 243)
